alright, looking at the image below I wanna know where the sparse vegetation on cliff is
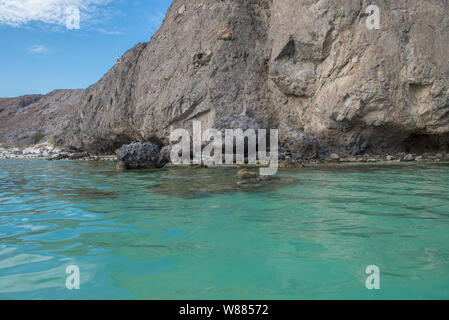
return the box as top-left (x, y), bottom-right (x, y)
top-left (28, 132), bottom-right (44, 146)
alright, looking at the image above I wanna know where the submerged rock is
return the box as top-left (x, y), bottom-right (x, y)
top-left (115, 142), bottom-right (168, 169)
top-left (236, 169), bottom-right (259, 179)
top-left (148, 167), bottom-right (298, 198)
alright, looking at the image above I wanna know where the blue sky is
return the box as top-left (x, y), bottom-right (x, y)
top-left (0, 0), bottom-right (172, 98)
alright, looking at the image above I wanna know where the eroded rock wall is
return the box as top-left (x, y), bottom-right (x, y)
top-left (3, 0), bottom-right (448, 156)
top-left (64, 0), bottom-right (276, 153)
top-left (269, 0), bottom-right (449, 154)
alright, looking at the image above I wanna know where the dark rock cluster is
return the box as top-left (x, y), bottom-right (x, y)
top-left (115, 142), bottom-right (168, 169)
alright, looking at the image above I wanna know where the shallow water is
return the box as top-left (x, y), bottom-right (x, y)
top-left (0, 159), bottom-right (448, 299)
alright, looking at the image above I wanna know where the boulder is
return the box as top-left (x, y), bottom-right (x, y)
top-left (115, 142), bottom-right (168, 169)
top-left (278, 122), bottom-right (320, 159)
top-left (330, 153), bottom-right (340, 161)
top-left (160, 145), bottom-right (172, 162)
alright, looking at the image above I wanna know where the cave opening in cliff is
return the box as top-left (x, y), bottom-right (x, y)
top-left (404, 133), bottom-right (449, 154)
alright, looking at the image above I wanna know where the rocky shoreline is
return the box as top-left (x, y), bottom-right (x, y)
top-left (1, 143), bottom-right (448, 168)
top-left (0, 144), bottom-right (116, 162)
top-left (278, 152), bottom-right (449, 168)
top-left (1, 1), bottom-right (448, 163)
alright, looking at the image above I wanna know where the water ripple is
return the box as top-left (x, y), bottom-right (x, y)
top-left (0, 160), bottom-right (448, 299)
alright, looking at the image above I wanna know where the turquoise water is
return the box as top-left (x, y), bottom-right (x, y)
top-left (1, 159), bottom-right (449, 300)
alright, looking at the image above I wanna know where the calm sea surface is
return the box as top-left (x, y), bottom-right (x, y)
top-left (0, 159), bottom-right (448, 299)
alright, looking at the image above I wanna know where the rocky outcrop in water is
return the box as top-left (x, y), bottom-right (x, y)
top-left (278, 122), bottom-right (321, 160)
top-left (2, 0), bottom-right (449, 157)
top-left (116, 142), bottom-right (168, 169)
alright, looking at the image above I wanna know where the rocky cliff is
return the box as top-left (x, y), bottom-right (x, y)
top-left (63, 0), bottom-right (275, 154)
top-left (0, 90), bottom-right (83, 148)
top-left (3, 0), bottom-right (449, 157)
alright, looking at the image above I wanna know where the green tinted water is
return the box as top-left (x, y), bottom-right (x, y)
top-left (1, 160), bottom-right (448, 299)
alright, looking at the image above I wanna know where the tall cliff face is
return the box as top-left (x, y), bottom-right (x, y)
top-left (268, 0), bottom-right (449, 155)
top-left (40, 0), bottom-right (449, 154)
top-left (65, 0), bottom-right (275, 153)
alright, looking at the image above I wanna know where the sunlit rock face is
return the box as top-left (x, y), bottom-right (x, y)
top-left (268, 0), bottom-right (449, 155)
top-left (4, 0), bottom-right (447, 156)
top-left (63, 0), bottom-right (275, 154)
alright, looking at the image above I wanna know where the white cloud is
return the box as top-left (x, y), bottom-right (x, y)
top-left (28, 44), bottom-right (50, 53)
top-left (0, 0), bottom-right (112, 30)
top-left (65, 6), bottom-right (80, 29)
